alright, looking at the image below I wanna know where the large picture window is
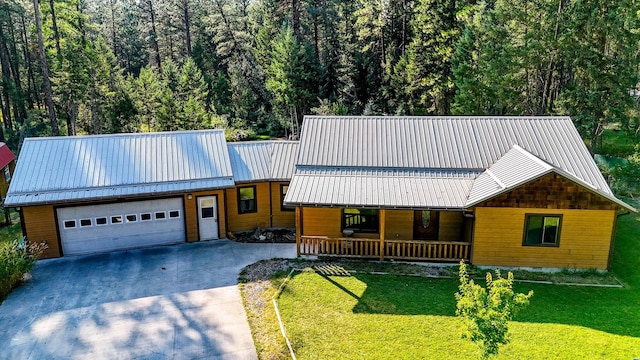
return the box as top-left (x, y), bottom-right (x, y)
top-left (238, 186), bottom-right (257, 214)
top-left (523, 214), bottom-right (562, 246)
top-left (342, 208), bottom-right (379, 233)
top-left (280, 184), bottom-right (294, 211)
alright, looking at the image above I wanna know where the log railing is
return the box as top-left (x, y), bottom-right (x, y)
top-left (299, 236), bottom-right (469, 262)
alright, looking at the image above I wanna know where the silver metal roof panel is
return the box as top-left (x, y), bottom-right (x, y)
top-left (6, 130), bottom-right (234, 206)
top-left (227, 141), bottom-right (299, 183)
top-left (285, 167), bottom-right (476, 209)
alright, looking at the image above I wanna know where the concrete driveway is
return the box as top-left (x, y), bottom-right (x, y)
top-left (0, 240), bottom-right (296, 359)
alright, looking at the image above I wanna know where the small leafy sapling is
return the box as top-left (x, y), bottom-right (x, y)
top-left (455, 261), bottom-right (533, 359)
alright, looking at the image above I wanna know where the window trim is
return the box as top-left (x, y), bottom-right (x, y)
top-left (280, 184), bottom-right (294, 212)
top-left (154, 211), bottom-right (167, 220)
top-left (169, 210), bottom-right (181, 219)
top-left (125, 214), bottom-right (138, 223)
top-left (63, 219), bottom-right (77, 229)
top-left (522, 213), bottom-right (562, 247)
top-left (95, 217), bottom-right (108, 226)
top-left (110, 215), bottom-right (123, 225)
top-left (341, 208), bottom-right (380, 234)
top-left (79, 218), bottom-right (92, 227)
top-left (140, 213), bottom-right (152, 221)
top-left (237, 185), bottom-right (257, 214)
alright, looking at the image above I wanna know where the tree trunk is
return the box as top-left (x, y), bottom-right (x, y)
top-left (21, 14), bottom-right (36, 110)
top-left (48, 0), bottom-right (62, 62)
top-left (145, 0), bottom-right (161, 70)
top-left (7, 16), bottom-right (27, 123)
top-left (183, 0), bottom-right (192, 56)
top-left (110, 0), bottom-right (117, 57)
top-left (34, 0), bottom-right (59, 136)
top-left (0, 24), bottom-right (14, 131)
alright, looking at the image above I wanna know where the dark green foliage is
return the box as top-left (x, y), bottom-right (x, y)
top-left (0, 239), bottom-right (46, 303)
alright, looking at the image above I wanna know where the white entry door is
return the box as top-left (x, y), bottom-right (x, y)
top-left (198, 196), bottom-right (219, 240)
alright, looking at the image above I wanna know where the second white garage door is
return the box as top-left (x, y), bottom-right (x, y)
top-left (57, 198), bottom-right (185, 256)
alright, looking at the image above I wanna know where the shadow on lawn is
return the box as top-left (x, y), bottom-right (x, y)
top-left (315, 271), bottom-right (640, 338)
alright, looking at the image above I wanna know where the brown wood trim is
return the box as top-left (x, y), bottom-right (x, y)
top-left (521, 213), bottom-right (563, 247)
top-left (269, 182), bottom-right (273, 227)
top-left (295, 206), bottom-right (302, 257)
top-left (52, 206), bottom-right (65, 257)
top-left (223, 190), bottom-right (229, 237)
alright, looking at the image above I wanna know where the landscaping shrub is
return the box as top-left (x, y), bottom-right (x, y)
top-left (0, 239), bottom-right (46, 302)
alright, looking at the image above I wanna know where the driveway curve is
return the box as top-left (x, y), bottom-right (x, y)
top-left (0, 240), bottom-right (296, 359)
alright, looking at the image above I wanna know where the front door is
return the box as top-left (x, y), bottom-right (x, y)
top-left (413, 210), bottom-right (439, 240)
top-left (198, 196), bottom-right (219, 240)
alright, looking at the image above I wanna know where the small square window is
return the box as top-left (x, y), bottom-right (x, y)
top-left (126, 214), bottom-right (137, 223)
top-left (169, 210), bottom-right (180, 218)
top-left (95, 217), bottom-right (108, 225)
top-left (238, 186), bottom-right (257, 214)
top-left (155, 211), bottom-right (166, 220)
top-left (523, 214), bottom-right (561, 246)
top-left (141, 213), bottom-right (152, 221)
top-left (80, 219), bottom-right (92, 227)
top-left (4, 166), bottom-right (10, 182)
top-left (63, 220), bottom-right (76, 229)
top-left (111, 215), bottom-right (123, 224)
top-left (281, 184), bottom-right (294, 212)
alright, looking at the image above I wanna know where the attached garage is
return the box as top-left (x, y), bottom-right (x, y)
top-left (5, 130), bottom-right (235, 258)
top-left (57, 198), bottom-right (185, 256)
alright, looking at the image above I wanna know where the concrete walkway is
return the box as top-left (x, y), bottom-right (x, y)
top-left (0, 240), bottom-right (296, 360)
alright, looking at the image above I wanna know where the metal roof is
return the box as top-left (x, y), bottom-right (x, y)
top-left (0, 142), bottom-right (15, 169)
top-left (289, 116), bottom-right (632, 210)
top-left (228, 141), bottom-right (299, 183)
top-left (466, 146), bottom-right (635, 211)
top-left (285, 168), bottom-right (476, 208)
top-left (298, 116), bottom-right (611, 194)
top-left (6, 130), bottom-right (234, 206)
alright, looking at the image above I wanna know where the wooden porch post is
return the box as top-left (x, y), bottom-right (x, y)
top-left (379, 209), bottom-right (386, 261)
top-left (295, 206), bottom-right (302, 257)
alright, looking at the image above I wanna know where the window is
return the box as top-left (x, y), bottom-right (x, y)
top-left (169, 210), bottom-right (180, 218)
top-left (238, 186), bottom-right (257, 214)
top-left (342, 208), bottom-right (379, 233)
top-left (126, 214), bottom-right (137, 223)
top-left (80, 219), bottom-right (92, 227)
top-left (95, 217), bottom-right (108, 225)
top-left (523, 214), bottom-right (562, 246)
top-left (63, 220), bottom-right (76, 229)
top-left (141, 213), bottom-right (152, 221)
top-left (155, 211), bottom-right (166, 220)
top-left (4, 166), bottom-right (10, 182)
top-left (280, 184), bottom-right (294, 212)
top-left (111, 215), bottom-right (123, 224)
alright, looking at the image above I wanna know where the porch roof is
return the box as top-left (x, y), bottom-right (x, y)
top-left (285, 167), bottom-right (476, 209)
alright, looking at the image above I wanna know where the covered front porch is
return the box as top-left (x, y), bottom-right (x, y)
top-left (295, 207), bottom-right (473, 262)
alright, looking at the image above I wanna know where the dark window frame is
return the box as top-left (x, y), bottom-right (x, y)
top-left (79, 218), bottom-right (92, 227)
top-left (95, 217), bottom-right (108, 226)
top-left (280, 184), bottom-right (294, 212)
top-left (63, 220), bottom-right (77, 229)
top-left (140, 213), bottom-right (152, 221)
top-left (341, 208), bottom-right (380, 234)
top-left (237, 185), bottom-right (257, 214)
top-left (522, 213), bottom-right (562, 247)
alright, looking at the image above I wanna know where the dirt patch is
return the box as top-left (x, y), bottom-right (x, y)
top-left (230, 227), bottom-right (295, 243)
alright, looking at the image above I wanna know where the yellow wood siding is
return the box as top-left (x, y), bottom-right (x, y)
top-left (384, 210), bottom-right (413, 240)
top-left (226, 182), bottom-right (272, 232)
top-left (183, 190), bottom-right (226, 242)
top-left (23, 205), bottom-right (60, 259)
top-left (301, 207), bottom-right (344, 238)
top-left (472, 207), bottom-right (615, 269)
top-left (271, 182), bottom-right (295, 227)
top-left (439, 211), bottom-right (464, 241)
top-left (0, 160), bottom-right (15, 199)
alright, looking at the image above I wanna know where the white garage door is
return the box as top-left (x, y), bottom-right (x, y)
top-left (57, 198), bottom-right (185, 256)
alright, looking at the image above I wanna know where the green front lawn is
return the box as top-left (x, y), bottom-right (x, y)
top-left (271, 209), bottom-right (640, 359)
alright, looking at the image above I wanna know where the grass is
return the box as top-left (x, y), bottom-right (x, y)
top-left (0, 210), bottom-right (22, 245)
top-left (598, 127), bottom-right (638, 158)
top-left (242, 203), bottom-right (640, 359)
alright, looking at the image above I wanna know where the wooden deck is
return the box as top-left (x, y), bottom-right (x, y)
top-left (299, 236), bottom-right (470, 262)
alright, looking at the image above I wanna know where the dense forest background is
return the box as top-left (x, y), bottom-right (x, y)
top-left (0, 0), bottom-right (639, 153)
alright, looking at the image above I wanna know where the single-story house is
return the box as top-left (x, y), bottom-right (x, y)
top-left (4, 131), bottom-right (297, 258)
top-left (284, 116), bottom-right (635, 270)
top-left (0, 142), bottom-right (16, 202)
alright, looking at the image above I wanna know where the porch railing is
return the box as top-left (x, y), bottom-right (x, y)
top-left (299, 236), bottom-right (469, 262)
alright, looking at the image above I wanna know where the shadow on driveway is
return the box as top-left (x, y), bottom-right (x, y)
top-left (0, 240), bottom-right (296, 359)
